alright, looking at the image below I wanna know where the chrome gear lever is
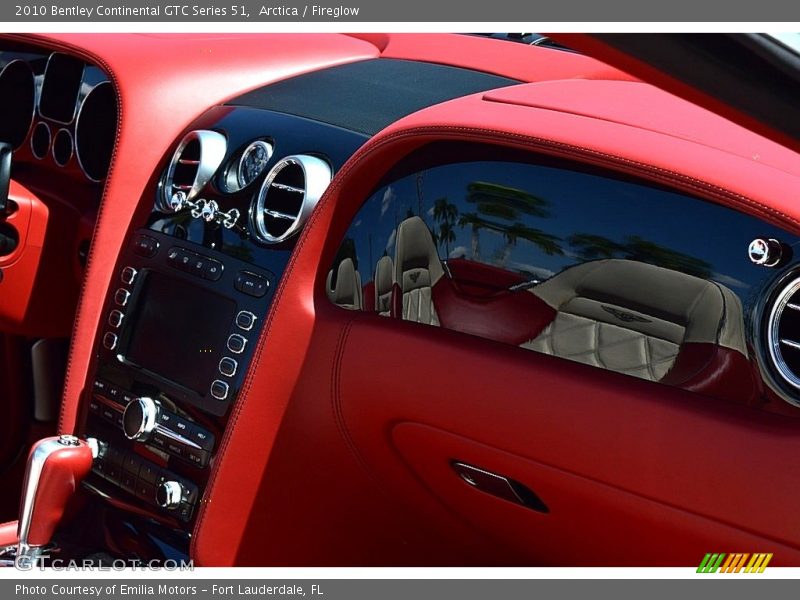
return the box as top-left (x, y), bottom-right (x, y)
top-left (15, 435), bottom-right (96, 565)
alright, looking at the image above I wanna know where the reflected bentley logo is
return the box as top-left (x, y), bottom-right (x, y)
top-left (602, 305), bottom-right (651, 323)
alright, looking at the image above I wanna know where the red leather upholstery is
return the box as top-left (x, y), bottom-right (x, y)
top-left (17, 34), bottom-right (799, 565)
top-left (351, 34), bottom-right (639, 84)
top-left (193, 80), bottom-right (800, 564)
top-left (0, 521), bottom-right (17, 547)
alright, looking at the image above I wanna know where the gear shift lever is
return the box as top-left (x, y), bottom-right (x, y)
top-left (16, 435), bottom-right (96, 563)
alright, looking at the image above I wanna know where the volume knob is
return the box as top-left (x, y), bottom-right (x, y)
top-left (122, 397), bottom-right (159, 441)
top-left (156, 480), bottom-right (183, 509)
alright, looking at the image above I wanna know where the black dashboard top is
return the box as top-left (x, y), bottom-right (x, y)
top-left (228, 58), bottom-right (521, 135)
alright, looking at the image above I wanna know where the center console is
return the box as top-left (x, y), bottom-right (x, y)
top-left (72, 104), bottom-right (368, 556)
top-left (81, 228), bottom-right (277, 525)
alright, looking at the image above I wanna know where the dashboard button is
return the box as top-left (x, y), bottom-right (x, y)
top-left (93, 379), bottom-right (108, 393)
top-left (135, 480), bottom-right (155, 502)
top-left (234, 271), bottom-right (269, 298)
top-left (105, 463), bottom-right (121, 484)
top-left (177, 502), bottom-right (194, 522)
top-left (114, 288), bottom-right (130, 306)
top-left (157, 410), bottom-right (175, 427)
top-left (120, 471), bottom-right (137, 494)
top-left (219, 356), bottom-right (237, 377)
top-left (102, 332), bottom-right (118, 350)
top-left (108, 310), bottom-right (124, 328)
top-left (120, 266), bottom-right (137, 284)
top-left (172, 417), bottom-right (192, 436)
top-left (226, 334), bottom-right (246, 354)
top-left (190, 427), bottom-right (214, 452)
top-left (235, 310), bottom-right (256, 331)
top-left (123, 453), bottom-right (142, 476)
top-left (100, 406), bottom-right (118, 423)
top-left (166, 441), bottom-right (184, 457)
top-left (185, 448), bottom-right (208, 468)
top-left (106, 446), bottom-right (125, 468)
top-left (203, 260), bottom-right (223, 281)
top-left (106, 384), bottom-right (122, 402)
top-left (166, 247), bottom-right (184, 269)
top-left (132, 234), bottom-right (159, 257)
top-left (189, 256), bottom-right (206, 278)
top-left (138, 462), bottom-right (160, 485)
top-left (210, 380), bottom-right (229, 401)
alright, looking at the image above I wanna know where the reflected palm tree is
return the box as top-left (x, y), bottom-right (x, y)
top-left (432, 197), bottom-right (458, 257)
top-left (501, 222), bottom-right (562, 265)
top-left (568, 232), bottom-right (713, 279)
top-left (461, 181), bottom-right (561, 264)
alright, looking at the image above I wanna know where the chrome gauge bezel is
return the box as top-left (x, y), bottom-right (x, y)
top-left (236, 140), bottom-right (274, 190)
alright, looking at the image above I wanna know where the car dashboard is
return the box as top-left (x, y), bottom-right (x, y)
top-left (3, 33), bottom-right (800, 567)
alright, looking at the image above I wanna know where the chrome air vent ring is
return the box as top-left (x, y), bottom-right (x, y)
top-left (766, 274), bottom-right (800, 397)
top-left (158, 130), bottom-right (227, 212)
top-left (250, 154), bottom-right (332, 244)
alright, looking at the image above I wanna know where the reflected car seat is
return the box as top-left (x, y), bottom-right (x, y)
top-left (523, 259), bottom-right (755, 400)
top-left (326, 258), bottom-right (363, 310)
top-left (374, 255), bottom-right (394, 317)
top-left (393, 216), bottom-right (443, 325)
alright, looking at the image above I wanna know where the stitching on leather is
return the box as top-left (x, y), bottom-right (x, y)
top-left (330, 318), bottom-right (384, 485)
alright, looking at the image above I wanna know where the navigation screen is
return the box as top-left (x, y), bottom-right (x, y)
top-left (124, 271), bottom-right (236, 395)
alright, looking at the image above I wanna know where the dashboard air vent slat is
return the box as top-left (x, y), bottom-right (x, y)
top-left (252, 155), bottom-right (332, 244)
top-left (159, 130), bottom-right (227, 212)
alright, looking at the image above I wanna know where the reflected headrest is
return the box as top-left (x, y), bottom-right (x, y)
top-left (375, 255), bottom-right (394, 296)
top-left (326, 258), bottom-right (362, 309)
top-left (394, 216), bottom-right (444, 291)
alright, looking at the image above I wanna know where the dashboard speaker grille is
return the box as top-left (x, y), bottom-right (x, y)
top-left (252, 155), bottom-right (332, 244)
top-left (160, 130), bottom-right (226, 211)
top-left (766, 276), bottom-right (800, 393)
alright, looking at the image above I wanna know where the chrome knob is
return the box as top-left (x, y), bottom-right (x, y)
top-left (156, 480), bottom-right (183, 509)
top-left (748, 237), bottom-right (783, 267)
top-left (122, 397), bottom-right (159, 441)
top-left (169, 190), bottom-right (187, 212)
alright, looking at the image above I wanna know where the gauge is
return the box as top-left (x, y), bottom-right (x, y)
top-left (237, 140), bottom-right (273, 189)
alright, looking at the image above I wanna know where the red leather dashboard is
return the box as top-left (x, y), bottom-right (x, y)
top-left (7, 33), bottom-right (800, 565)
top-left (193, 73), bottom-right (800, 564)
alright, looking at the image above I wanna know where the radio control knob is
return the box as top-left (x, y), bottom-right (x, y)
top-left (122, 397), bottom-right (159, 441)
top-left (156, 480), bottom-right (183, 510)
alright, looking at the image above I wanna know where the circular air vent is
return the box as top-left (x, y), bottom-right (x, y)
top-left (158, 130), bottom-right (227, 212)
top-left (766, 275), bottom-right (800, 394)
top-left (251, 155), bottom-right (332, 244)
